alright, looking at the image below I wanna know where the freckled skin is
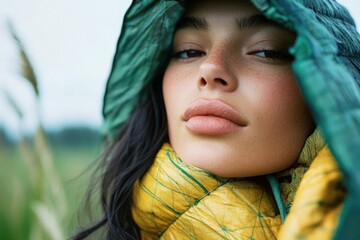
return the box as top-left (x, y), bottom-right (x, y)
top-left (163, 0), bottom-right (314, 177)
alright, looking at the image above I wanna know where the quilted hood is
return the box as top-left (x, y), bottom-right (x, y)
top-left (102, 0), bottom-right (360, 238)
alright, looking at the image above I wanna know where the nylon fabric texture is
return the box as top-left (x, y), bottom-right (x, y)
top-left (132, 143), bottom-right (344, 239)
top-left (102, 0), bottom-right (185, 139)
top-left (277, 146), bottom-right (345, 239)
top-left (132, 144), bottom-right (282, 239)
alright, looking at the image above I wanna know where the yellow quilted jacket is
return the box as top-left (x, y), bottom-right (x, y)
top-left (132, 130), bottom-right (346, 239)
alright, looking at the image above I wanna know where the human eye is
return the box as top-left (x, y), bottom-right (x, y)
top-left (173, 49), bottom-right (206, 60)
top-left (249, 49), bottom-right (294, 63)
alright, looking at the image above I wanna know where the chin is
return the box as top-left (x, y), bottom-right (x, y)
top-left (172, 139), bottom-right (297, 178)
top-left (173, 140), bottom-right (243, 177)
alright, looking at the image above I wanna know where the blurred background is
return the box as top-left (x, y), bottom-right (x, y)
top-left (0, 0), bottom-right (131, 239)
top-left (0, 0), bottom-right (359, 239)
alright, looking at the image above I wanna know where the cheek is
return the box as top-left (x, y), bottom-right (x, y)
top-left (234, 70), bottom-right (313, 174)
top-left (248, 68), bottom-right (307, 121)
top-left (163, 62), bottom-right (200, 111)
top-left (162, 67), bottom-right (178, 124)
top-left (163, 65), bottom-right (183, 107)
top-left (247, 68), bottom-right (314, 153)
top-left (163, 66), bottom-right (180, 94)
top-left (163, 63), bottom-right (195, 96)
top-left (268, 73), bottom-right (310, 125)
top-left (162, 65), bottom-right (190, 136)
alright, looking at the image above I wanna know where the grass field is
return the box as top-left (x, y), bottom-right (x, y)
top-left (0, 141), bottom-right (101, 239)
top-left (1, 21), bottom-right (104, 239)
top-left (52, 145), bottom-right (101, 236)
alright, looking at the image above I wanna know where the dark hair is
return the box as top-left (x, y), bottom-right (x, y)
top-left (72, 78), bottom-right (168, 239)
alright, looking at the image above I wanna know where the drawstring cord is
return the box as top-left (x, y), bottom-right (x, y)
top-left (266, 175), bottom-right (287, 223)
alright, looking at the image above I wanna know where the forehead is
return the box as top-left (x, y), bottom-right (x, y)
top-left (184, 0), bottom-right (259, 17)
top-left (177, 0), bottom-right (285, 33)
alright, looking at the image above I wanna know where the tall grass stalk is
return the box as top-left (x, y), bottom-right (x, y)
top-left (0, 21), bottom-right (67, 239)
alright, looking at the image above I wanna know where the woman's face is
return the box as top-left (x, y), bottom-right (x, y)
top-left (162, 0), bottom-right (314, 177)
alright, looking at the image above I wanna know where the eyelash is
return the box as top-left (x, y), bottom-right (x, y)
top-left (173, 49), bottom-right (205, 60)
top-left (173, 48), bottom-right (294, 62)
top-left (249, 49), bottom-right (294, 63)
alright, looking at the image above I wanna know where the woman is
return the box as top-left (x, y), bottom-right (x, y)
top-left (74, 0), bottom-right (360, 239)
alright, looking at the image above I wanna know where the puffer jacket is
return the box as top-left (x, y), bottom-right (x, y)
top-left (102, 0), bottom-right (360, 239)
top-left (131, 131), bottom-right (344, 239)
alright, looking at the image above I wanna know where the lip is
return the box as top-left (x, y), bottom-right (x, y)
top-left (183, 99), bottom-right (247, 135)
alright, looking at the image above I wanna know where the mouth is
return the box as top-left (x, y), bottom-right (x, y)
top-left (183, 99), bottom-right (247, 135)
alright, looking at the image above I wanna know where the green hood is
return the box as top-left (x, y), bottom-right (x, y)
top-left (102, 0), bottom-right (360, 238)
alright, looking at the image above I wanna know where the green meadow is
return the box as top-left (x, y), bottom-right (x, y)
top-left (1, 22), bottom-right (104, 240)
top-left (0, 128), bottom-right (102, 239)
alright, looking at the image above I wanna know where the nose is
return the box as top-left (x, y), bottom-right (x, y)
top-left (198, 48), bottom-right (238, 92)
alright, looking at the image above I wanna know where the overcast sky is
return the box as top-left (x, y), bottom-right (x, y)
top-left (0, 0), bottom-right (132, 136)
top-left (0, 0), bottom-right (359, 137)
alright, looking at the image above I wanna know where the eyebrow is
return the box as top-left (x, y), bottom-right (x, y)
top-left (176, 16), bottom-right (209, 31)
top-left (235, 14), bottom-right (280, 30)
top-left (175, 14), bottom-right (280, 31)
